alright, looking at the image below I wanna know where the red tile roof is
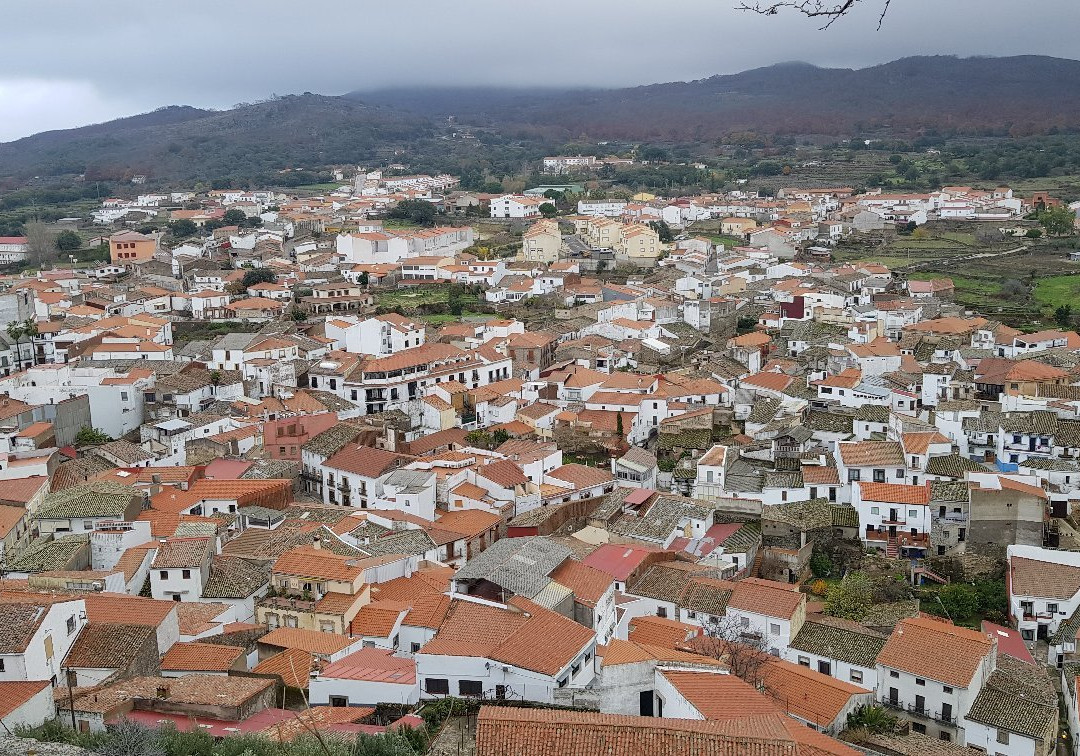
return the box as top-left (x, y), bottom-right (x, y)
top-left (0, 680), bottom-right (50, 718)
top-left (252, 648), bottom-right (316, 689)
top-left (161, 641), bottom-right (244, 672)
top-left (259, 627), bottom-right (354, 656)
top-left (582, 543), bottom-right (663, 581)
top-left (857, 481), bottom-right (930, 505)
top-left (475, 705), bottom-right (859, 755)
top-left (726, 578), bottom-right (805, 620)
top-left (324, 445), bottom-right (414, 478)
top-left (876, 616), bottom-right (994, 688)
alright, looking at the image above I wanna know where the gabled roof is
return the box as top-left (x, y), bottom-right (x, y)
top-left (857, 481), bottom-right (929, 505)
top-left (259, 626), bottom-right (354, 656)
top-left (324, 445), bottom-right (414, 479)
top-left (876, 616), bottom-right (994, 688)
top-left (161, 641), bottom-right (244, 672)
top-left (1010, 555), bottom-right (1080, 600)
top-left (837, 440), bottom-right (904, 468)
top-left (475, 706), bottom-right (860, 756)
top-left (453, 537), bottom-right (571, 598)
top-left (64, 623), bottom-right (156, 670)
top-left (0, 680), bottom-right (50, 719)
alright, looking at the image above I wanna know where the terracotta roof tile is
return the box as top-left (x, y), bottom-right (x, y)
top-left (349, 602), bottom-right (406, 637)
top-left (857, 481), bottom-right (930, 505)
top-left (475, 706), bottom-right (860, 755)
top-left (1011, 556), bottom-right (1080, 600)
top-left (252, 647), bottom-right (316, 689)
top-left (876, 616), bottom-right (994, 688)
top-left (161, 641), bottom-right (244, 671)
top-left (0, 680), bottom-right (50, 719)
top-left (760, 657), bottom-right (869, 727)
top-left (259, 626), bottom-right (354, 656)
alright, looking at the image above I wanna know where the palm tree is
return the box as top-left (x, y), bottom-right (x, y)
top-left (5, 320), bottom-right (26, 371)
top-left (22, 319), bottom-right (39, 366)
top-left (845, 704), bottom-right (898, 735)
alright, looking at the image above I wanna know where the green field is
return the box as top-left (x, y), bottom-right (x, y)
top-left (374, 285), bottom-right (484, 315)
top-left (908, 272), bottom-right (1003, 299)
top-left (707, 234), bottom-right (749, 248)
top-left (1034, 275), bottom-right (1080, 310)
top-left (419, 311), bottom-right (487, 325)
top-left (294, 182), bottom-right (347, 192)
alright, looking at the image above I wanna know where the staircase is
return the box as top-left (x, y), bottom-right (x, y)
top-left (912, 566), bottom-right (950, 586)
top-left (749, 550), bottom-right (764, 578)
top-left (886, 536), bottom-right (899, 559)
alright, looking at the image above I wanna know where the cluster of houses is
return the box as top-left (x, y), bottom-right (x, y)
top-left (0, 172), bottom-right (1079, 756)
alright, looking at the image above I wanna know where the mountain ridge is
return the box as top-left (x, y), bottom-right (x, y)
top-left (3, 55), bottom-right (1080, 184)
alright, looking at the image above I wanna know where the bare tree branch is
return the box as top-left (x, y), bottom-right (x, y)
top-left (737, 0), bottom-right (892, 29)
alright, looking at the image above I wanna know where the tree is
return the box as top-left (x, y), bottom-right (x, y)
top-left (975, 225), bottom-right (1004, 245)
top-left (615, 412), bottom-right (625, 438)
top-left (357, 270), bottom-right (370, 287)
top-left (74, 425), bottom-right (113, 447)
top-left (465, 430), bottom-right (492, 448)
top-left (700, 614), bottom-right (773, 689)
top-left (809, 549), bottom-right (833, 578)
top-left (389, 199), bottom-right (438, 227)
top-left (932, 583), bottom-right (980, 622)
top-left (1056, 304), bottom-right (1074, 328)
top-left (5, 320), bottom-right (29, 370)
top-left (1036, 206), bottom-right (1076, 236)
top-left (975, 578), bottom-right (1008, 624)
top-left (222, 208), bottom-right (248, 226)
top-left (21, 319), bottom-right (39, 364)
top-left (824, 571), bottom-right (873, 621)
top-left (23, 219), bottom-right (55, 267)
top-left (95, 718), bottom-right (164, 756)
top-left (56, 230), bottom-right (82, 252)
top-left (1001, 279), bottom-right (1028, 299)
top-left (447, 284), bottom-right (466, 317)
top-left (241, 267), bottom-right (277, 288)
top-left (648, 220), bottom-right (674, 243)
top-left (1025, 228), bottom-right (1043, 239)
top-left (738, 0), bottom-right (894, 29)
top-left (168, 219), bottom-right (199, 239)
top-left (539, 202), bottom-right (557, 218)
top-left (845, 704), bottom-right (898, 735)
top-left (492, 428), bottom-right (510, 447)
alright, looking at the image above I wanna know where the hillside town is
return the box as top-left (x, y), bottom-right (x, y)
top-left (1, 163), bottom-right (1080, 756)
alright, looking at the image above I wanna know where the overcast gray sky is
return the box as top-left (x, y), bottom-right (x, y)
top-left (2, 0), bottom-right (1078, 142)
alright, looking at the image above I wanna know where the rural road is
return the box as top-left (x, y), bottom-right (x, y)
top-left (902, 244), bottom-right (1029, 271)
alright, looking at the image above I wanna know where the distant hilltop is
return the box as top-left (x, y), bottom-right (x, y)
top-left (3, 55), bottom-right (1080, 183)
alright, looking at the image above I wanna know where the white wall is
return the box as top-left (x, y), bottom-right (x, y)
top-left (415, 646), bottom-right (595, 704)
top-left (964, 719), bottom-right (1039, 756)
top-left (309, 677), bottom-right (419, 706)
top-left (0, 599), bottom-right (86, 682)
top-left (781, 648), bottom-right (876, 691)
top-left (0, 684), bottom-right (54, 730)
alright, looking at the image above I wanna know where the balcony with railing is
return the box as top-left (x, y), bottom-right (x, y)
top-left (906, 703), bottom-right (956, 725)
top-left (880, 695), bottom-right (903, 711)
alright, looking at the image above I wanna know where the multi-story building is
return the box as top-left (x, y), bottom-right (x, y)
top-left (876, 617), bottom-right (995, 744)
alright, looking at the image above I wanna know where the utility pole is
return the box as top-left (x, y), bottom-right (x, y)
top-left (65, 668), bottom-right (77, 730)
